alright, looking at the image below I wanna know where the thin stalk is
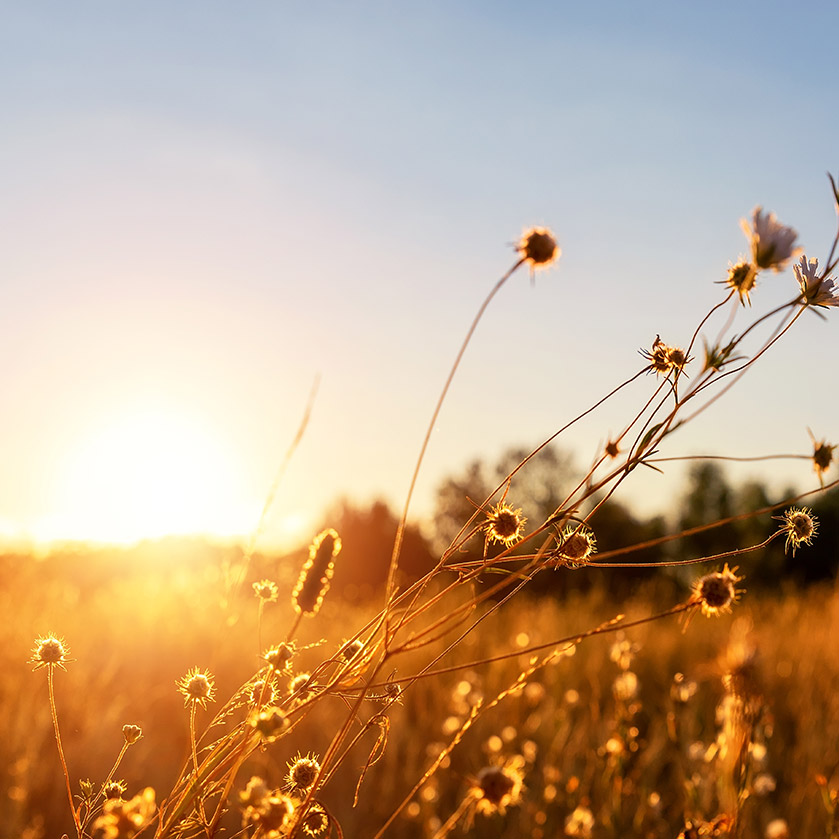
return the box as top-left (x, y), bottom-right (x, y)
top-left (47, 666), bottom-right (81, 838)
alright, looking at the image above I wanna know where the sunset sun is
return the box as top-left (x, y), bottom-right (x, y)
top-left (44, 408), bottom-right (250, 545)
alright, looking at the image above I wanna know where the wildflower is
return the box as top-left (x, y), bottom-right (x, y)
top-left (176, 667), bottom-right (216, 709)
top-left (604, 439), bottom-right (621, 458)
top-left (472, 756), bottom-right (524, 816)
top-left (690, 564), bottom-right (743, 617)
top-left (249, 706), bottom-right (289, 742)
top-left (552, 524), bottom-right (596, 569)
top-left (104, 780), bottom-right (127, 800)
top-left (564, 805), bottom-right (595, 838)
top-left (775, 506), bottom-right (818, 556)
top-left (252, 579), bottom-right (279, 603)
top-left (122, 724), bottom-right (143, 745)
top-left (286, 753), bottom-right (321, 792)
top-left (300, 803), bottom-right (329, 836)
top-left (516, 226), bottom-right (559, 269)
top-left (722, 259), bottom-right (759, 305)
top-left (810, 430), bottom-right (836, 485)
top-left (793, 255), bottom-right (839, 307)
top-left (29, 635), bottom-right (71, 671)
top-left (741, 207), bottom-right (800, 271)
top-left (292, 528), bottom-right (342, 616)
top-left (92, 787), bottom-right (155, 839)
top-left (263, 642), bottom-right (295, 672)
top-left (641, 335), bottom-right (690, 376)
top-left (485, 502), bottom-right (526, 546)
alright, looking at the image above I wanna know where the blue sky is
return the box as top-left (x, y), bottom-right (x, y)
top-left (2, 2), bottom-right (838, 547)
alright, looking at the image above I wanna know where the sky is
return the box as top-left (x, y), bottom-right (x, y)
top-left (2, 1), bottom-right (838, 550)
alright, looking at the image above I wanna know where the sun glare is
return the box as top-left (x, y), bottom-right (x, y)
top-left (41, 408), bottom-right (252, 545)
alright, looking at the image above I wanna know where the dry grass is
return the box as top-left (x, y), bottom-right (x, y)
top-left (5, 180), bottom-right (839, 839)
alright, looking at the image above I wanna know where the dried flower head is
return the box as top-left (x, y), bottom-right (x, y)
top-left (564, 805), bottom-right (595, 838)
top-left (641, 336), bottom-right (690, 377)
top-left (239, 776), bottom-right (270, 809)
top-left (793, 255), bottom-right (839, 308)
top-left (30, 635), bottom-right (71, 671)
top-left (92, 787), bottom-right (156, 839)
top-left (604, 439), bottom-right (621, 458)
top-left (249, 706), bottom-right (289, 743)
top-left (485, 503), bottom-right (526, 546)
top-left (775, 506), bottom-right (818, 556)
top-left (289, 672), bottom-right (315, 702)
top-left (300, 803), bottom-right (329, 837)
top-left (286, 753), bottom-right (321, 792)
top-left (263, 642), bottom-right (296, 672)
top-left (691, 564), bottom-right (744, 617)
top-left (249, 678), bottom-right (277, 706)
top-left (122, 724), bottom-right (143, 745)
top-left (722, 259), bottom-right (759, 305)
top-left (741, 207), bottom-right (800, 271)
top-left (104, 780), bottom-right (127, 800)
top-left (292, 528), bottom-right (342, 616)
top-left (472, 756), bottom-right (524, 816)
top-left (339, 638), bottom-right (365, 661)
top-left (242, 793), bottom-right (294, 834)
top-left (553, 524), bottom-right (596, 569)
top-left (809, 430), bottom-right (836, 485)
top-left (176, 667), bottom-right (216, 709)
top-left (252, 579), bottom-right (279, 603)
top-left (516, 226), bottom-right (559, 269)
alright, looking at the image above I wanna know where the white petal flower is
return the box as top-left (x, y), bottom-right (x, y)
top-left (793, 255), bottom-right (839, 308)
top-left (740, 207), bottom-right (800, 271)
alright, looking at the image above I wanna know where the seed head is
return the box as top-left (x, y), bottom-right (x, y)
top-left (249, 706), bottom-right (289, 743)
top-left (239, 776), bottom-right (270, 809)
top-left (604, 439), bottom-right (621, 458)
top-left (472, 756), bottom-right (524, 816)
top-left (565, 806), bottom-right (595, 838)
top-left (252, 579), bottom-right (279, 603)
top-left (176, 667), bottom-right (216, 709)
top-left (722, 260), bottom-right (758, 305)
top-left (339, 638), bottom-right (365, 662)
top-left (485, 503), bottom-right (526, 546)
top-left (92, 788), bottom-right (156, 838)
top-left (552, 524), bottom-right (596, 569)
top-left (691, 564), bottom-right (743, 617)
top-left (263, 642), bottom-right (296, 673)
top-left (29, 635), bottom-right (71, 671)
top-left (516, 226), bottom-right (559, 269)
top-left (741, 207), bottom-right (800, 271)
top-left (249, 679), bottom-right (277, 706)
top-left (292, 528), bottom-right (342, 616)
top-left (300, 803), bottom-right (329, 837)
top-left (289, 672), bottom-right (315, 702)
top-left (641, 336), bottom-right (690, 377)
top-left (809, 430), bottom-right (836, 485)
top-left (775, 506), bottom-right (818, 556)
top-left (122, 724), bottom-right (143, 745)
top-left (104, 780), bottom-right (127, 800)
top-left (242, 793), bottom-right (294, 833)
top-left (286, 753), bottom-right (321, 792)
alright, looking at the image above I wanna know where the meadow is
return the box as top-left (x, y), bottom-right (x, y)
top-left (5, 181), bottom-right (839, 839)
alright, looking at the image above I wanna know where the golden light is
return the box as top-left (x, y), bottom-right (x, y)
top-left (42, 407), bottom-right (252, 545)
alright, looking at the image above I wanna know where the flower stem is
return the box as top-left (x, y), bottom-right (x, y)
top-left (47, 666), bottom-right (81, 838)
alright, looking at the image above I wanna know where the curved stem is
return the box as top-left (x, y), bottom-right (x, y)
top-left (47, 666), bottom-right (81, 838)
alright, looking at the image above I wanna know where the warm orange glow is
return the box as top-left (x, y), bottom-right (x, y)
top-left (39, 407), bottom-right (252, 545)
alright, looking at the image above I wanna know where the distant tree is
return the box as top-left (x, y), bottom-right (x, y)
top-left (321, 499), bottom-right (436, 602)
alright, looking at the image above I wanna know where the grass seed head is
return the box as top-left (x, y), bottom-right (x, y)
top-left (292, 528), bottom-right (342, 616)
top-left (516, 226), bottom-right (559, 269)
top-left (485, 503), bottom-right (526, 546)
top-left (30, 635), bottom-right (71, 671)
top-left (176, 667), bottom-right (216, 709)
